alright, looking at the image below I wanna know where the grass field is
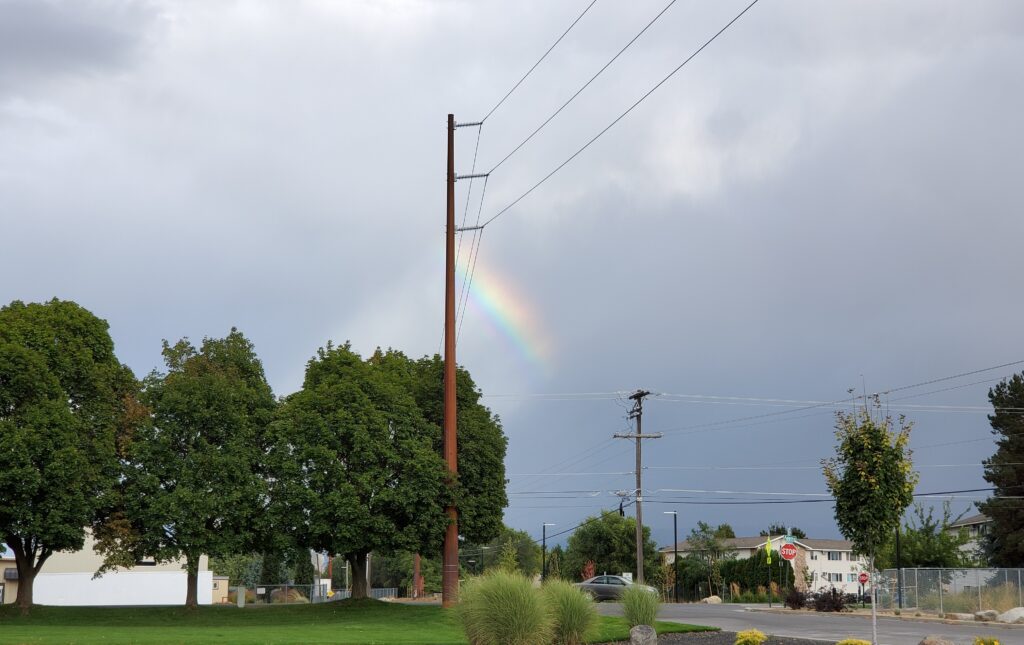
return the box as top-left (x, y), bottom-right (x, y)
top-left (0, 599), bottom-right (715, 644)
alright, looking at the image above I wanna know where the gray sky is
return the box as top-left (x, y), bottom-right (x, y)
top-left (3, 0), bottom-right (1023, 549)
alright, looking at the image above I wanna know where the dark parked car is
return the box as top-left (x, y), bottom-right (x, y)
top-left (574, 575), bottom-right (656, 601)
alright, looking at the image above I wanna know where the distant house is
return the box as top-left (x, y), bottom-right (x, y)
top-left (947, 512), bottom-right (991, 561)
top-left (660, 535), bottom-right (869, 594)
top-left (0, 532), bottom-right (214, 606)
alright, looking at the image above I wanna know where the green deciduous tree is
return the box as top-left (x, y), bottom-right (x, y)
top-left (103, 329), bottom-right (276, 607)
top-left (977, 373), bottom-right (1024, 567)
top-left (563, 512), bottom-right (662, 586)
top-left (874, 502), bottom-right (974, 569)
top-left (822, 405), bottom-right (916, 645)
top-left (265, 344), bottom-right (449, 599)
top-left (684, 521), bottom-right (737, 597)
top-left (401, 354), bottom-right (508, 545)
top-left (464, 525), bottom-right (542, 576)
top-left (0, 299), bottom-right (138, 610)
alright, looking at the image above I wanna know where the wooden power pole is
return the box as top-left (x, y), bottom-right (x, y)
top-left (442, 113), bottom-right (459, 607)
top-left (614, 390), bottom-right (661, 585)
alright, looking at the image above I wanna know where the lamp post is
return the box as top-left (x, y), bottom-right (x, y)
top-left (542, 523), bottom-right (556, 581)
top-left (664, 511), bottom-right (678, 603)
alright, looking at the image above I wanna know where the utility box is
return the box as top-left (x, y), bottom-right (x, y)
top-left (236, 586), bottom-right (245, 608)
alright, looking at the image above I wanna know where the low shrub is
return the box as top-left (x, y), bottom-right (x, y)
top-left (835, 639), bottom-right (870, 645)
top-left (784, 587), bottom-right (807, 610)
top-left (622, 585), bottom-right (659, 628)
top-left (973, 638), bottom-right (1000, 645)
top-left (542, 580), bottom-right (598, 645)
top-left (735, 629), bottom-right (768, 645)
top-left (270, 588), bottom-right (308, 604)
top-left (457, 571), bottom-right (550, 645)
top-left (812, 588), bottom-right (847, 612)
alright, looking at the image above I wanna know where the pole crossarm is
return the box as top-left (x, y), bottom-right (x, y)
top-left (613, 433), bottom-right (664, 439)
top-left (456, 173), bottom-right (490, 181)
top-left (455, 121), bottom-right (483, 128)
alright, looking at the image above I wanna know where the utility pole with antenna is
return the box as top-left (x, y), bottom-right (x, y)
top-left (614, 390), bottom-right (661, 585)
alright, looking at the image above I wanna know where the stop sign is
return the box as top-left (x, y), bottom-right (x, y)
top-left (858, 572), bottom-right (869, 585)
top-left (780, 543), bottom-right (798, 561)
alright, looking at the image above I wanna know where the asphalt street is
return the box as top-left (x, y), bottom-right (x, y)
top-left (595, 603), bottom-right (1022, 645)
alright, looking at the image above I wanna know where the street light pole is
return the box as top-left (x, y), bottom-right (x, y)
top-left (542, 523), bottom-right (555, 582)
top-left (664, 511), bottom-right (678, 603)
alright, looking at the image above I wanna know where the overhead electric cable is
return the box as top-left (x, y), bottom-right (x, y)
top-left (483, 0), bottom-right (761, 228)
top-left (489, 0), bottom-right (679, 174)
top-left (482, 0), bottom-right (600, 123)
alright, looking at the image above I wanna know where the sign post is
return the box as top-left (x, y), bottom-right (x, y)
top-left (858, 572), bottom-right (869, 609)
top-left (779, 543), bottom-right (796, 594)
top-left (765, 541), bottom-right (772, 607)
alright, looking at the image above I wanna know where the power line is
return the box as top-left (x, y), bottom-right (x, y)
top-left (482, 0), bottom-right (601, 123)
top-left (488, 0), bottom-right (679, 174)
top-left (482, 0), bottom-right (761, 228)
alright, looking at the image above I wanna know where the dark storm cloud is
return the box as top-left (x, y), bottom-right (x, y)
top-left (0, 0), bottom-right (159, 95)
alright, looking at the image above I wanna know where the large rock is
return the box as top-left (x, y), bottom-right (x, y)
top-left (701, 595), bottom-right (722, 604)
top-left (996, 606), bottom-right (1024, 624)
top-left (919, 637), bottom-right (954, 645)
top-left (945, 612), bottom-right (974, 621)
top-left (629, 625), bottom-right (657, 645)
top-left (975, 609), bottom-right (999, 621)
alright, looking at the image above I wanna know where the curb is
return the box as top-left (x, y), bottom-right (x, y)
top-left (745, 606), bottom-right (1024, 630)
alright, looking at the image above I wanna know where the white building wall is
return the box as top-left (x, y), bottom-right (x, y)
top-left (34, 571), bottom-right (213, 606)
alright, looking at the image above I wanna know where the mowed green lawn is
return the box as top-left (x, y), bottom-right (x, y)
top-left (0, 599), bottom-right (714, 645)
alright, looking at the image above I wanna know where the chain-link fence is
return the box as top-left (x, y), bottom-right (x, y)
top-left (876, 568), bottom-right (1024, 615)
top-left (229, 584), bottom-right (399, 606)
top-left (331, 587), bottom-right (398, 600)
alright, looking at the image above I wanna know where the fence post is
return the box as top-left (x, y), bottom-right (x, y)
top-left (914, 569), bottom-right (918, 608)
top-left (976, 570), bottom-right (982, 612)
top-left (938, 569), bottom-right (943, 616)
top-left (1019, 569), bottom-right (1022, 608)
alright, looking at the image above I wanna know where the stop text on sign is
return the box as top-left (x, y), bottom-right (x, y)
top-left (779, 543), bottom-right (798, 561)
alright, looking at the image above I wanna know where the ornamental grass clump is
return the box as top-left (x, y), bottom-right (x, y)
top-left (542, 580), bottom-right (598, 645)
top-left (735, 629), bottom-right (768, 645)
top-left (456, 571), bottom-right (551, 645)
top-left (973, 638), bottom-right (1000, 645)
top-left (621, 584), bottom-right (659, 628)
top-left (835, 639), bottom-right (871, 645)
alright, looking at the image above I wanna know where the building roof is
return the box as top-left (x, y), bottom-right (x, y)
top-left (660, 536), bottom-right (854, 553)
top-left (949, 513), bottom-right (990, 528)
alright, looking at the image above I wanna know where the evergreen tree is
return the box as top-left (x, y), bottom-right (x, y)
top-left (497, 537), bottom-right (520, 573)
top-left (978, 373), bottom-right (1024, 567)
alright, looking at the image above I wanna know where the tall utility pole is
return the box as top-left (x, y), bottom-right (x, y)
top-left (442, 113), bottom-right (459, 607)
top-left (441, 114), bottom-right (486, 607)
top-left (614, 390), bottom-right (661, 585)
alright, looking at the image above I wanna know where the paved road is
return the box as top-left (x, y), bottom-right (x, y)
top-left (596, 603), bottom-right (1019, 645)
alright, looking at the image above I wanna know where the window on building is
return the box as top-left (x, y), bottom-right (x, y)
top-left (213, 582), bottom-right (219, 590)
top-left (847, 573), bottom-right (857, 582)
top-left (3, 568), bottom-right (17, 581)
top-left (810, 551), bottom-right (818, 560)
top-left (828, 551), bottom-right (842, 561)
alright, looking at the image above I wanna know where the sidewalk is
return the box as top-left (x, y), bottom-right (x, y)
top-left (745, 605), bottom-right (1024, 630)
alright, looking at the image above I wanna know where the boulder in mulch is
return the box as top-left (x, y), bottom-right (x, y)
top-left (918, 636), bottom-right (954, 645)
top-left (701, 595), bottom-right (722, 604)
top-left (975, 609), bottom-right (999, 621)
top-left (945, 612), bottom-right (973, 621)
top-left (997, 606), bottom-right (1024, 624)
top-left (630, 624), bottom-right (657, 645)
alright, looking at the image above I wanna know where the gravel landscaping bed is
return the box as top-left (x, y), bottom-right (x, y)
top-left (607, 630), bottom-right (830, 645)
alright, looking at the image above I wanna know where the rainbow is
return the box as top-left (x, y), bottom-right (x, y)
top-left (455, 249), bottom-right (551, 371)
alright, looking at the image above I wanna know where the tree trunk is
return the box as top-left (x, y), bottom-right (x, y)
top-left (348, 552), bottom-right (369, 599)
top-left (10, 540), bottom-right (49, 614)
top-left (185, 554), bottom-right (199, 609)
top-left (14, 567), bottom-right (34, 614)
